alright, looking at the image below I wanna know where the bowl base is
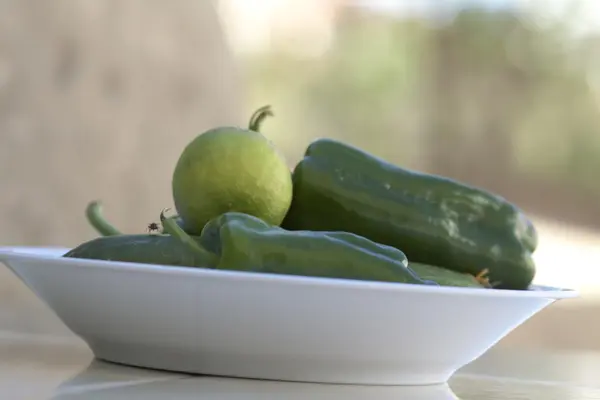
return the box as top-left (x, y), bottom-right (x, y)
top-left (88, 339), bottom-right (455, 386)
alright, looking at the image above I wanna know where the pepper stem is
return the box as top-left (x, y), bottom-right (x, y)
top-left (248, 105), bottom-right (273, 132)
top-left (86, 201), bottom-right (122, 236)
top-left (473, 268), bottom-right (494, 288)
top-left (160, 209), bottom-right (220, 267)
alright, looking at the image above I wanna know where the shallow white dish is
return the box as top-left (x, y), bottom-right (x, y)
top-left (0, 246), bottom-right (577, 386)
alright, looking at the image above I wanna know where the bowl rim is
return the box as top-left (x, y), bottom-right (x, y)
top-left (0, 246), bottom-right (578, 300)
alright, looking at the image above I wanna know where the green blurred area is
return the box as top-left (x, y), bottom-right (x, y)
top-left (240, 6), bottom-right (600, 229)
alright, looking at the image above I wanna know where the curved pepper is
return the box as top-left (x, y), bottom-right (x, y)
top-left (64, 202), bottom-right (218, 268)
top-left (63, 233), bottom-right (218, 268)
top-left (162, 211), bottom-right (432, 286)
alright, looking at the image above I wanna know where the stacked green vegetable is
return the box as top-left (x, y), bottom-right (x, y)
top-left (64, 107), bottom-right (539, 290)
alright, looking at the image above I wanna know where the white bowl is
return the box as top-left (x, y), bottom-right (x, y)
top-left (0, 246), bottom-right (577, 386)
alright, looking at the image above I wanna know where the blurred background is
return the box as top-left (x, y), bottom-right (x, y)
top-left (0, 0), bottom-right (599, 357)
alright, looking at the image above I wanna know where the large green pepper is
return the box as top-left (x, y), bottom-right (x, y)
top-left (281, 138), bottom-right (537, 290)
top-left (164, 211), bottom-right (431, 286)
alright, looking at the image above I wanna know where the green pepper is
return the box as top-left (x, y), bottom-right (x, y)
top-left (162, 211), bottom-right (431, 286)
top-left (63, 233), bottom-right (218, 268)
top-left (65, 203), bottom-right (218, 268)
top-left (281, 138), bottom-right (537, 290)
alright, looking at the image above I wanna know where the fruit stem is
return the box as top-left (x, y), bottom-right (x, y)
top-left (248, 105), bottom-right (273, 132)
top-left (85, 201), bottom-right (122, 236)
top-left (159, 209), bottom-right (220, 267)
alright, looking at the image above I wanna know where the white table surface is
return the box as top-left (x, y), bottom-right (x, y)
top-left (2, 331), bottom-right (600, 400)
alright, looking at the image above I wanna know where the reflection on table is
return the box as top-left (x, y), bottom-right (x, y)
top-left (50, 356), bottom-right (600, 400)
top-left (3, 333), bottom-right (600, 400)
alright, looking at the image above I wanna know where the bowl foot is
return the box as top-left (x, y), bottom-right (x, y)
top-left (88, 339), bottom-right (455, 386)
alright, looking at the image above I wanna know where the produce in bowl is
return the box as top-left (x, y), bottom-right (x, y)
top-left (67, 106), bottom-right (537, 291)
top-left (0, 106), bottom-right (577, 385)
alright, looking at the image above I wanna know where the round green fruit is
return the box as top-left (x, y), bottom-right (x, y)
top-left (172, 106), bottom-right (293, 234)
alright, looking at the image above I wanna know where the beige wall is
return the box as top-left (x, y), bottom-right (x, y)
top-left (0, 0), bottom-right (242, 248)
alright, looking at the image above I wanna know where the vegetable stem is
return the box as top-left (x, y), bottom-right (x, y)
top-left (86, 201), bottom-right (122, 236)
top-left (160, 209), bottom-right (220, 266)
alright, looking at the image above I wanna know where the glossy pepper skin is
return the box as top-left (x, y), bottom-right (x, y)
top-left (281, 138), bottom-right (537, 290)
top-left (64, 201), bottom-right (218, 268)
top-left (169, 211), bottom-right (431, 285)
top-left (63, 234), bottom-right (217, 268)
